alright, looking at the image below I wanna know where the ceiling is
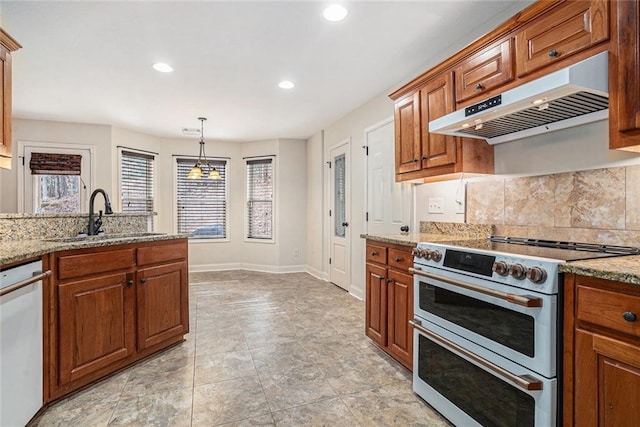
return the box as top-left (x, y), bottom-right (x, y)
top-left (1, 0), bottom-right (534, 142)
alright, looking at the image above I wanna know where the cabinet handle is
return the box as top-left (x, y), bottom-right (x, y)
top-left (140, 278), bottom-right (147, 284)
top-left (387, 279), bottom-right (393, 284)
top-left (623, 311), bottom-right (638, 322)
top-left (127, 279), bottom-right (134, 287)
top-left (371, 273), bottom-right (384, 281)
top-left (371, 251), bottom-right (378, 257)
top-left (395, 257), bottom-right (403, 263)
top-left (412, 158), bottom-right (419, 163)
top-left (548, 49), bottom-right (558, 57)
top-left (475, 83), bottom-right (483, 90)
top-left (342, 222), bottom-right (349, 227)
top-left (421, 155), bottom-right (427, 161)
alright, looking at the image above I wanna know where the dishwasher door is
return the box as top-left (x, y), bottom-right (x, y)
top-left (0, 260), bottom-right (44, 427)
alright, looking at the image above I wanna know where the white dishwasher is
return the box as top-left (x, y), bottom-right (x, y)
top-left (0, 260), bottom-right (49, 427)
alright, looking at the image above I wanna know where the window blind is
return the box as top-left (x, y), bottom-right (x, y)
top-left (120, 150), bottom-right (154, 216)
top-left (176, 158), bottom-right (227, 238)
top-left (246, 158), bottom-right (273, 239)
top-left (29, 153), bottom-right (81, 175)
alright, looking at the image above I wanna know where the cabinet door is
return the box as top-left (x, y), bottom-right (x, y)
top-left (387, 269), bottom-right (413, 369)
top-left (365, 263), bottom-right (387, 346)
top-left (455, 39), bottom-right (514, 103)
top-left (609, 0), bottom-right (640, 150)
top-left (58, 272), bottom-right (135, 385)
top-left (420, 73), bottom-right (456, 169)
top-left (394, 92), bottom-right (421, 174)
top-left (136, 261), bottom-right (189, 350)
top-left (515, 0), bottom-right (609, 76)
top-left (574, 329), bottom-right (640, 427)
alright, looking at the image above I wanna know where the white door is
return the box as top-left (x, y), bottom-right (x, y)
top-left (366, 118), bottom-right (413, 235)
top-left (329, 142), bottom-right (350, 291)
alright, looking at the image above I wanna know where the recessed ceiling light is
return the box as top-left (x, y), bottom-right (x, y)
top-left (278, 80), bottom-right (295, 89)
top-left (153, 63), bottom-right (173, 73)
top-left (323, 4), bottom-right (348, 22)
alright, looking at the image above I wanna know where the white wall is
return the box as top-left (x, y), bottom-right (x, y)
top-left (306, 131), bottom-right (325, 279)
top-left (1, 118), bottom-right (112, 212)
top-left (2, 118), bottom-right (307, 273)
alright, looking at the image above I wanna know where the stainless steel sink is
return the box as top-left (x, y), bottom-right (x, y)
top-left (44, 232), bottom-right (166, 243)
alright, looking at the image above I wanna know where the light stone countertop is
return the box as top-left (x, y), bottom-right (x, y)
top-left (360, 233), bottom-right (483, 247)
top-left (560, 255), bottom-right (640, 286)
top-left (0, 233), bottom-right (187, 267)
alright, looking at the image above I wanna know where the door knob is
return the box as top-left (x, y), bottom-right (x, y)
top-left (342, 222), bottom-right (349, 227)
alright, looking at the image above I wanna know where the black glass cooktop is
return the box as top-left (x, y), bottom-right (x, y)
top-left (432, 236), bottom-right (640, 262)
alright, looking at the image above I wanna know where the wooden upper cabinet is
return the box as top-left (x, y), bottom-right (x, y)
top-left (609, 0), bottom-right (640, 151)
top-left (0, 29), bottom-right (20, 170)
top-left (394, 92), bottom-right (421, 174)
top-left (515, 0), bottom-right (609, 77)
top-left (455, 39), bottom-right (514, 103)
top-left (420, 72), bottom-right (456, 170)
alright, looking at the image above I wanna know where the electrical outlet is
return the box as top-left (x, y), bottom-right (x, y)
top-left (428, 197), bottom-right (444, 214)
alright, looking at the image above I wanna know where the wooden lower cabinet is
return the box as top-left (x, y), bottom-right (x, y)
top-left (564, 274), bottom-right (640, 426)
top-left (47, 238), bottom-right (189, 401)
top-left (365, 240), bottom-right (414, 370)
top-left (137, 261), bottom-right (189, 350)
top-left (58, 272), bottom-right (135, 385)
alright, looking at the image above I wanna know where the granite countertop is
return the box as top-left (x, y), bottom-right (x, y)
top-left (360, 233), bottom-right (485, 247)
top-left (0, 233), bottom-right (187, 266)
top-left (560, 255), bottom-right (640, 286)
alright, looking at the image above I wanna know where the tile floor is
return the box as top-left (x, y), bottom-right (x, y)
top-left (32, 271), bottom-right (450, 426)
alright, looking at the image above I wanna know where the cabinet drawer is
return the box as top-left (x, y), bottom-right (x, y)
top-left (388, 248), bottom-right (413, 271)
top-left (366, 244), bottom-right (388, 265)
top-left (57, 248), bottom-right (136, 280)
top-left (137, 240), bottom-right (188, 266)
top-left (515, 0), bottom-right (608, 76)
top-left (576, 285), bottom-right (640, 339)
top-left (455, 39), bottom-right (514, 103)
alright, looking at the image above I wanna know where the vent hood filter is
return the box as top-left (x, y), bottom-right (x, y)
top-left (429, 52), bottom-right (609, 144)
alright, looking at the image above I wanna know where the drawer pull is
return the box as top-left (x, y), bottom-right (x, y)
top-left (371, 251), bottom-right (378, 257)
top-left (127, 279), bottom-right (134, 287)
top-left (475, 83), bottom-right (483, 90)
top-left (548, 49), bottom-right (558, 57)
top-left (395, 257), bottom-right (403, 263)
top-left (140, 278), bottom-right (147, 284)
top-left (623, 311), bottom-right (638, 322)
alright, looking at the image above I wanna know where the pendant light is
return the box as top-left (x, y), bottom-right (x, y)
top-left (187, 117), bottom-right (221, 180)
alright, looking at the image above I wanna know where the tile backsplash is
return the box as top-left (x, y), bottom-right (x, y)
top-left (466, 165), bottom-right (640, 246)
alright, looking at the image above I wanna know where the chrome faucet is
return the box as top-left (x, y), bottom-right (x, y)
top-left (88, 189), bottom-right (114, 235)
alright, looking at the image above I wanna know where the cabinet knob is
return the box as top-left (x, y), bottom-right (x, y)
top-left (342, 222), bottom-right (349, 227)
top-left (548, 49), bottom-right (558, 57)
top-left (371, 251), bottom-right (378, 257)
top-left (140, 278), bottom-right (147, 284)
top-left (623, 311), bottom-right (637, 322)
top-left (395, 257), bottom-right (403, 263)
top-left (475, 83), bottom-right (484, 90)
top-left (127, 279), bottom-right (133, 286)
top-left (421, 155), bottom-right (427, 161)
top-left (387, 279), bottom-right (393, 284)
top-left (413, 158), bottom-right (419, 163)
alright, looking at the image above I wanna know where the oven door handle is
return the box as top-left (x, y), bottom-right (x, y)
top-left (408, 267), bottom-right (542, 308)
top-left (409, 319), bottom-right (543, 392)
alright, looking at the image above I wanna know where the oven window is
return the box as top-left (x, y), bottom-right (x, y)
top-left (419, 283), bottom-right (535, 357)
top-left (418, 335), bottom-right (535, 427)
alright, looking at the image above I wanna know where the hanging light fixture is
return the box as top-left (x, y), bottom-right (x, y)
top-left (187, 117), bottom-right (221, 180)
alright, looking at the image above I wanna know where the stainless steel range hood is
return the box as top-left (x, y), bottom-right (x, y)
top-left (429, 52), bottom-right (609, 144)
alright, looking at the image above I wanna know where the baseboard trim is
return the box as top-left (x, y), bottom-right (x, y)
top-left (306, 266), bottom-right (328, 281)
top-left (189, 262), bottom-right (306, 274)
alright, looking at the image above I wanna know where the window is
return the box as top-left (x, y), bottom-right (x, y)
top-left (176, 158), bottom-right (227, 239)
top-left (28, 151), bottom-right (84, 213)
top-left (246, 157), bottom-right (274, 240)
top-left (120, 149), bottom-right (155, 220)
